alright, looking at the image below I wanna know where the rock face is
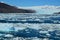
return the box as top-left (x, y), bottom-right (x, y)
top-left (54, 12), bottom-right (60, 14)
top-left (0, 2), bottom-right (36, 13)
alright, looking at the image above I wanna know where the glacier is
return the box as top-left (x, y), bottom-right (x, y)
top-left (19, 5), bottom-right (60, 14)
top-left (0, 6), bottom-right (60, 40)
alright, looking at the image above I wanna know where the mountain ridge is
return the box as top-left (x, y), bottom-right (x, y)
top-left (0, 2), bottom-right (36, 13)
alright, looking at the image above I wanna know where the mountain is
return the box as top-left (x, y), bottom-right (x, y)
top-left (54, 12), bottom-right (60, 14)
top-left (0, 2), bottom-right (36, 13)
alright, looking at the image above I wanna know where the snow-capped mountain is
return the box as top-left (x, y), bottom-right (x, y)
top-left (19, 6), bottom-right (60, 14)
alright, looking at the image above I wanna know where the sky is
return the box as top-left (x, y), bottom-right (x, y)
top-left (0, 0), bottom-right (60, 7)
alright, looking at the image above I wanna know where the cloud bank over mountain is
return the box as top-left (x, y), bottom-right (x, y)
top-left (19, 5), bottom-right (60, 14)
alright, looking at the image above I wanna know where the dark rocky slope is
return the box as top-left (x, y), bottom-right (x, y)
top-left (54, 12), bottom-right (60, 14)
top-left (0, 2), bottom-right (36, 13)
